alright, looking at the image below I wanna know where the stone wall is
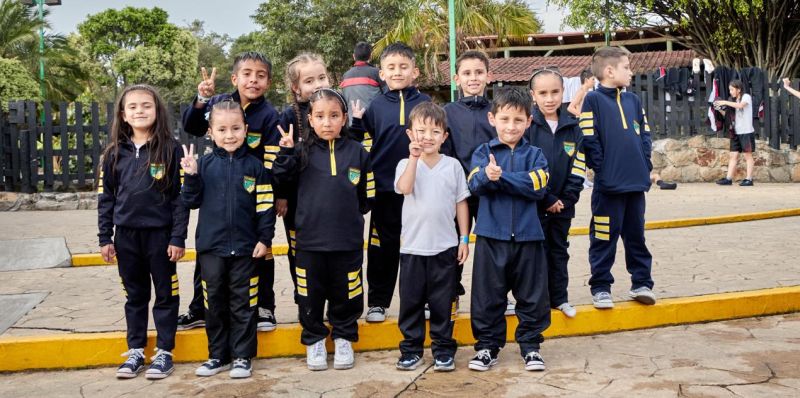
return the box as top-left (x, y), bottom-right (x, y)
top-left (652, 136), bottom-right (800, 183)
top-left (0, 192), bottom-right (97, 211)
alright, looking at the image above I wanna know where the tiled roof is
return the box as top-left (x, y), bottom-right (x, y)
top-left (425, 49), bottom-right (696, 86)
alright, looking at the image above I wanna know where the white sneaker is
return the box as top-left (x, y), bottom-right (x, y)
top-left (333, 338), bottom-right (354, 370)
top-left (306, 339), bottom-right (328, 371)
top-left (629, 287), bottom-right (657, 305)
top-left (556, 302), bottom-right (577, 318)
top-left (592, 292), bottom-right (614, 309)
top-left (365, 306), bottom-right (386, 323)
top-left (505, 300), bottom-right (516, 316)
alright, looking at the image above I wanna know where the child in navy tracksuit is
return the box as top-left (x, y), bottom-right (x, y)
top-left (276, 52), bottom-right (331, 303)
top-left (181, 52), bottom-right (281, 332)
top-left (273, 89), bottom-right (373, 371)
top-left (98, 84), bottom-right (189, 380)
top-left (351, 42), bottom-right (431, 323)
top-left (526, 68), bottom-right (585, 318)
top-left (580, 47), bottom-right (655, 309)
top-left (181, 100), bottom-right (275, 379)
top-left (467, 88), bottom-right (551, 373)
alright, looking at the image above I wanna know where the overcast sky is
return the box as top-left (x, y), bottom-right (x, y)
top-left (46, 0), bottom-right (574, 38)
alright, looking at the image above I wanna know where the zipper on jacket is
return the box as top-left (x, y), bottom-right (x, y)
top-left (329, 140), bottom-right (337, 176)
top-left (135, 146), bottom-right (140, 159)
top-left (616, 88), bottom-right (628, 130)
top-left (399, 90), bottom-right (405, 126)
top-left (228, 156), bottom-right (234, 255)
top-left (510, 148), bottom-right (515, 239)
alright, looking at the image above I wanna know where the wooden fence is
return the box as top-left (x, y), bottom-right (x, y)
top-left (1, 74), bottom-right (799, 192)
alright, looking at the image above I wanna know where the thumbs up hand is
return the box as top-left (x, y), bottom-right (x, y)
top-left (485, 153), bottom-right (502, 181)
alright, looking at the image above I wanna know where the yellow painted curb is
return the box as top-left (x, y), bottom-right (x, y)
top-left (1, 286), bottom-right (799, 372)
top-left (71, 208), bottom-right (800, 266)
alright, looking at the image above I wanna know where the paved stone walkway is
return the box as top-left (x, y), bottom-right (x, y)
top-left (0, 314), bottom-right (798, 397)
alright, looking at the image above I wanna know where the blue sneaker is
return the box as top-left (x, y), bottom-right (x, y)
top-left (195, 358), bottom-right (230, 377)
top-left (396, 353), bottom-right (424, 370)
top-left (145, 349), bottom-right (174, 379)
top-left (116, 348), bottom-right (145, 379)
top-left (434, 355), bottom-right (455, 372)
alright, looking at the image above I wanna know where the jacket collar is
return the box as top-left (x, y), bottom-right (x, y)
top-left (384, 86), bottom-right (420, 103)
top-left (531, 106), bottom-right (577, 133)
top-left (596, 85), bottom-right (624, 98)
top-left (230, 90), bottom-right (265, 111)
top-left (458, 95), bottom-right (490, 109)
top-left (488, 136), bottom-right (529, 149)
top-left (354, 61), bottom-right (369, 67)
top-left (212, 144), bottom-right (248, 159)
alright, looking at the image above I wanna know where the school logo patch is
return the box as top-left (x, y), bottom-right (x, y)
top-left (348, 167), bottom-right (361, 185)
top-left (243, 176), bottom-right (255, 193)
top-left (633, 121), bottom-right (641, 135)
top-left (246, 132), bottom-right (261, 148)
top-left (149, 163), bottom-right (165, 180)
top-left (563, 141), bottom-right (576, 157)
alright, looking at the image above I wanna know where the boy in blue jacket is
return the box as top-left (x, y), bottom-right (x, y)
top-left (351, 42), bottom-right (431, 323)
top-left (467, 87), bottom-right (551, 373)
top-left (580, 47), bottom-right (655, 309)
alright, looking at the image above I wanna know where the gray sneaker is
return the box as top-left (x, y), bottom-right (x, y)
top-left (365, 306), bottom-right (386, 323)
top-left (592, 292), bottom-right (614, 309)
top-left (629, 287), bottom-right (657, 305)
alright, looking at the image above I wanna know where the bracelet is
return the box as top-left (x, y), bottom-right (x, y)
top-left (459, 235), bottom-right (469, 244)
top-left (197, 94), bottom-right (211, 104)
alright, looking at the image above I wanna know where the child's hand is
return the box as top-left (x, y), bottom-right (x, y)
top-left (167, 245), bottom-right (185, 262)
top-left (101, 244), bottom-right (116, 263)
top-left (784, 78), bottom-right (792, 88)
top-left (350, 99), bottom-right (365, 119)
top-left (457, 242), bottom-right (469, 265)
top-left (180, 144), bottom-right (198, 175)
top-left (406, 130), bottom-right (422, 158)
top-left (252, 242), bottom-right (268, 258)
top-left (278, 125), bottom-right (294, 148)
top-left (485, 154), bottom-right (502, 181)
top-left (546, 199), bottom-right (564, 213)
top-left (275, 199), bottom-right (288, 217)
top-left (197, 67), bottom-right (217, 99)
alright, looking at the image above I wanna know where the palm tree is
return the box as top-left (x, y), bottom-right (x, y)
top-left (374, 0), bottom-right (543, 78)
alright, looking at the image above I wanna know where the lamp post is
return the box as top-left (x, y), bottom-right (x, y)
top-left (21, 0), bottom-right (62, 102)
top-left (448, 0), bottom-right (456, 101)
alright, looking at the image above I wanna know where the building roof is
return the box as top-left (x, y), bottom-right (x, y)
top-left (425, 49), bottom-right (696, 87)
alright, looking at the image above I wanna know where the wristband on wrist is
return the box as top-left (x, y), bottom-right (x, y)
top-left (459, 235), bottom-right (469, 244)
top-left (197, 94), bottom-right (211, 104)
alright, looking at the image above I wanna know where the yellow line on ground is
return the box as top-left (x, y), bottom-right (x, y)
top-left (1, 286), bottom-right (798, 372)
top-left (71, 208), bottom-right (800, 266)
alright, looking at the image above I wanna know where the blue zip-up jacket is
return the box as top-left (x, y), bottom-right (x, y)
top-left (181, 145), bottom-right (276, 257)
top-left (580, 85), bottom-right (652, 193)
top-left (526, 107), bottom-right (585, 219)
top-left (443, 95), bottom-right (496, 172)
top-left (182, 91), bottom-right (281, 171)
top-left (351, 86), bottom-right (431, 192)
top-left (97, 139), bottom-right (189, 247)
top-left (467, 137), bottom-right (549, 241)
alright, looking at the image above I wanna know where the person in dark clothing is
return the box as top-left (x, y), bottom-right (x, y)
top-left (341, 42), bottom-right (385, 125)
top-left (181, 100), bottom-right (276, 379)
top-left (180, 52), bottom-right (281, 332)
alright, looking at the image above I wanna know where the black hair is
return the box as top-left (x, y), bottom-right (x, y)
top-left (729, 79), bottom-right (746, 101)
top-left (455, 50), bottom-right (490, 73)
top-left (580, 69), bottom-right (593, 84)
top-left (207, 98), bottom-right (246, 127)
top-left (232, 51), bottom-right (273, 80)
top-left (380, 42), bottom-right (416, 64)
top-left (492, 87), bottom-right (533, 117)
top-left (354, 42), bottom-right (372, 62)
top-left (298, 88), bottom-right (349, 171)
top-left (528, 66), bottom-right (563, 90)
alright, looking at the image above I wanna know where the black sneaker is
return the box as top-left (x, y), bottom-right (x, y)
top-left (257, 308), bottom-right (277, 332)
top-left (468, 349), bottom-right (498, 371)
top-left (230, 358), bottom-right (252, 379)
top-left (365, 306), bottom-right (387, 323)
top-left (716, 178), bottom-right (733, 185)
top-left (195, 358), bottom-right (230, 377)
top-left (116, 348), bottom-right (145, 379)
top-left (524, 351), bottom-right (546, 371)
top-left (145, 349), bottom-right (174, 380)
top-left (739, 179), bottom-right (754, 186)
top-left (434, 355), bottom-right (455, 372)
top-left (177, 311), bottom-right (205, 330)
top-left (657, 180), bottom-right (677, 190)
top-left (396, 353), bottom-right (424, 370)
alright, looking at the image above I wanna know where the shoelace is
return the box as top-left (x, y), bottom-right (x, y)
top-left (526, 352), bottom-right (543, 361)
top-left (597, 292), bottom-right (611, 300)
top-left (204, 359), bottom-right (220, 368)
top-left (150, 350), bottom-right (172, 368)
top-left (336, 340), bottom-right (352, 355)
top-left (120, 348), bottom-right (144, 365)
top-left (475, 350), bottom-right (492, 361)
top-left (312, 342), bottom-right (326, 357)
top-left (232, 358), bottom-right (249, 368)
top-left (259, 308), bottom-right (273, 318)
top-left (368, 307), bottom-right (384, 314)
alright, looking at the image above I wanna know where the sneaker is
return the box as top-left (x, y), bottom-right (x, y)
top-left (365, 306), bottom-right (386, 323)
top-left (424, 303), bottom-right (430, 320)
top-left (505, 300), bottom-right (516, 316)
top-left (716, 177), bottom-right (733, 185)
top-left (468, 349), bottom-right (498, 371)
top-left (524, 351), bottom-right (546, 371)
top-left (333, 338), bottom-right (354, 370)
top-left (306, 339), bottom-right (328, 371)
top-left (145, 349), bottom-right (174, 379)
top-left (177, 311), bottom-right (205, 330)
top-left (396, 353), bottom-right (424, 371)
top-left (434, 355), bottom-right (455, 372)
top-left (230, 358), bottom-right (252, 378)
top-left (592, 291), bottom-right (614, 309)
top-left (195, 358), bottom-right (230, 377)
top-left (656, 180), bottom-right (677, 190)
top-left (556, 302), bottom-right (577, 318)
top-left (739, 179), bottom-right (754, 186)
top-left (257, 308), bottom-right (277, 332)
top-left (629, 287), bottom-right (657, 305)
top-left (116, 348), bottom-right (145, 379)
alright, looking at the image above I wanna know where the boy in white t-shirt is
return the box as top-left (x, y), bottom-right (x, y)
top-left (714, 80), bottom-right (755, 186)
top-left (393, 102), bottom-right (471, 372)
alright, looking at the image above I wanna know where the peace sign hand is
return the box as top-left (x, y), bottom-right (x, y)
top-left (197, 67), bottom-right (217, 98)
top-left (180, 144), bottom-right (198, 175)
top-left (350, 100), bottom-right (365, 119)
top-left (278, 125), bottom-right (295, 148)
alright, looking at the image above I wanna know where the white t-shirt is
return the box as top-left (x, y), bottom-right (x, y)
top-left (546, 119), bottom-right (559, 134)
top-left (394, 155), bottom-right (471, 255)
top-left (734, 94), bottom-right (754, 135)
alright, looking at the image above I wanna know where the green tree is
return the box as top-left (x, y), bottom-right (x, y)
top-left (0, 57), bottom-right (39, 111)
top-left (551, 0), bottom-right (800, 80)
top-left (375, 0), bottom-right (543, 78)
top-left (187, 20), bottom-right (234, 95)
